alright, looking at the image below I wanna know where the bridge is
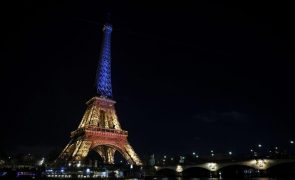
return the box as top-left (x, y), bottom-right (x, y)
top-left (154, 158), bottom-right (295, 176)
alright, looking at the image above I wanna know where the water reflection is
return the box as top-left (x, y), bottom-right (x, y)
top-left (150, 178), bottom-right (284, 180)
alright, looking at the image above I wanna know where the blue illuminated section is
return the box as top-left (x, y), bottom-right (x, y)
top-left (96, 24), bottom-right (113, 98)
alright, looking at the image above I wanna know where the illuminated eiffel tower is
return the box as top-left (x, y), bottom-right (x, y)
top-left (57, 23), bottom-right (142, 166)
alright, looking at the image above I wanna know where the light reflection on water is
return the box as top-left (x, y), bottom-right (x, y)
top-left (147, 178), bottom-right (284, 180)
top-left (117, 178), bottom-right (287, 180)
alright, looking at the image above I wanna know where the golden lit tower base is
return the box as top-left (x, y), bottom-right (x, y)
top-left (57, 96), bottom-right (142, 165)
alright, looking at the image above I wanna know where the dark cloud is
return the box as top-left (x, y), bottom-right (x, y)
top-left (194, 111), bottom-right (248, 123)
top-left (193, 136), bottom-right (201, 141)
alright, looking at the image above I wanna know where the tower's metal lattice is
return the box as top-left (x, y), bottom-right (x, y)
top-left (96, 24), bottom-right (112, 98)
top-left (56, 23), bottom-right (142, 166)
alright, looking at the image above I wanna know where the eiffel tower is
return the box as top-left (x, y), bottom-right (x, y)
top-left (56, 23), bottom-right (142, 166)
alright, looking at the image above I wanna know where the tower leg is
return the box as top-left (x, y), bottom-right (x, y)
top-left (106, 148), bottom-right (116, 164)
top-left (71, 140), bottom-right (92, 161)
top-left (122, 143), bottom-right (142, 165)
top-left (57, 141), bottom-right (141, 166)
top-left (58, 140), bottom-right (75, 162)
top-left (95, 146), bottom-right (116, 164)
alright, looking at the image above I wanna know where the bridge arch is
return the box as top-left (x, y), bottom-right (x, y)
top-left (155, 168), bottom-right (177, 177)
top-left (154, 159), bottom-right (295, 177)
top-left (264, 159), bottom-right (295, 169)
top-left (218, 164), bottom-right (257, 178)
top-left (182, 167), bottom-right (211, 177)
top-left (216, 159), bottom-right (278, 170)
top-left (218, 162), bottom-right (258, 170)
top-left (267, 162), bottom-right (295, 177)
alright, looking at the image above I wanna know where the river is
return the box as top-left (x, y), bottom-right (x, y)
top-left (125, 178), bottom-right (288, 180)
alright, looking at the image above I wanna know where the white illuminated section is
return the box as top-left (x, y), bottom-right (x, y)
top-left (207, 163), bottom-right (217, 171)
top-left (38, 157), bottom-right (45, 166)
top-left (256, 159), bottom-right (266, 169)
top-left (176, 165), bottom-right (183, 173)
top-left (249, 159), bottom-right (269, 170)
top-left (86, 168), bottom-right (90, 173)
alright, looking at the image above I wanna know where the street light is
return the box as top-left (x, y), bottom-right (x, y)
top-left (290, 140), bottom-right (294, 144)
top-left (258, 144), bottom-right (262, 148)
top-left (86, 168), bottom-right (90, 174)
top-left (192, 152), bottom-right (196, 155)
top-left (210, 150), bottom-right (214, 157)
top-left (38, 157), bottom-right (45, 166)
top-left (228, 151), bottom-right (232, 155)
top-left (77, 161), bottom-right (81, 167)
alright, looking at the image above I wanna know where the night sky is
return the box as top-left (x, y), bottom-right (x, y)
top-left (1, 1), bottom-right (295, 158)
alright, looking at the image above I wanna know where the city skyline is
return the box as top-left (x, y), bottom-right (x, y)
top-left (1, 1), bottom-right (295, 158)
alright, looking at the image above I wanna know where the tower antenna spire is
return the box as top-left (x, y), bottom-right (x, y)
top-left (96, 22), bottom-right (113, 98)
